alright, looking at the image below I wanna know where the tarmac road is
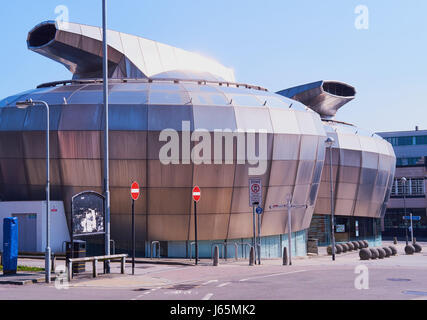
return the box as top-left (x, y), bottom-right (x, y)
top-left (1, 242), bottom-right (427, 300)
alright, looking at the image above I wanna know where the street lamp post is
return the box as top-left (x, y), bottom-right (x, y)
top-left (325, 137), bottom-right (336, 261)
top-left (102, 0), bottom-right (111, 273)
top-left (400, 177), bottom-right (408, 245)
top-left (16, 99), bottom-right (51, 283)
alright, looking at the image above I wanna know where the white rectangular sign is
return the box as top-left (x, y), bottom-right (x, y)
top-left (249, 178), bottom-right (262, 207)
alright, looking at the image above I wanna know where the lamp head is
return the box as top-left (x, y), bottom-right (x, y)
top-left (325, 136), bottom-right (335, 147)
top-left (400, 177), bottom-right (407, 183)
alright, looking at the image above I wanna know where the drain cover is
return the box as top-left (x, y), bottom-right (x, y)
top-left (403, 291), bottom-right (427, 296)
top-left (133, 288), bottom-right (150, 292)
top-left (387, 278), bottom-right (411, 282)
top-left (169, 284), bottom-right (199, 291)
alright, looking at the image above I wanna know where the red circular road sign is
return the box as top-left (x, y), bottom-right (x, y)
top-left (131, 181), bottom-right (140, 200)
top-left (192, 186), bottom-right (201, 202)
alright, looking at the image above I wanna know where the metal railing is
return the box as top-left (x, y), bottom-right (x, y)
top-left (235, 242), bottom-right (254, 260)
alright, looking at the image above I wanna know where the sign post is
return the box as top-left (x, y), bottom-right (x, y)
top-left (249, 178), bottom-right (262, 265)
top-left (131, 181), bottom-right (140, 275)
top-left (256, 206), bottom-right (263, 265)
top-left (410, 213), bottom-right (414, 244)
top-left (192, 186), bottom-right (201, 265)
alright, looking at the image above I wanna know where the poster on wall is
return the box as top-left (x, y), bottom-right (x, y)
top-left (71, 191), bottom-right (105, 237)
top-left (336, 224), bottom-right (346, 233)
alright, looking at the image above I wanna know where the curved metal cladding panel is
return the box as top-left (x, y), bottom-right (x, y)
top-left (0, 80), bottom-right (326, 249)
top-left (315, 121), bottom-right (396, 218)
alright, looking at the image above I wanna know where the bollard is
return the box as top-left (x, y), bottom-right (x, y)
top-left (383, 247), bottom-right (392, 258)
top-left (377, 248), bottom-right (386, 259)
top-left (283, 247), bottom-right (288, 266)
top-left (352, 241), bottom-right (360, 250)
top-left (359, 248), bottom-right (371, 260)
top-left (393, 237), bottom-right (397, 245)
top-left (413, 243), bottom-right (422, 253)
top-left (369, 248), bottom-right (378, 259)
top-left (389, 245), bottom-right (397, 256)
top-left (213, 246), bottom-right (219, 266)
top-left (405, 244), bottom-right (415, 255)
top-left (249, 247), bottom-right (255, 266)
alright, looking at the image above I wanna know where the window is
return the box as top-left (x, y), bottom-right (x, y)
top-left (396, 157), bottom-right (424, 167)
top-left (397, 136), bottom-right (413, 146)
top-left (385, 135), bottom-right (427, 146)
top-left (391, 178), bottom-right (425, 197)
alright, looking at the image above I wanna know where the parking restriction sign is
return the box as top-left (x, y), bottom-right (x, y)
top-left (249, 178), bottom-right (262, 207)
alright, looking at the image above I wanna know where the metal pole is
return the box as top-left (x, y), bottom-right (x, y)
top-left (252, 205), bottom-right (257, 264)
top-left (329, 144), bottom-right (336, 261)
top-left (287, 198), bottom-right (292, 266)
top-left (102, 0), bottom-right (111, 273)
top-left (132, 199), bottom-right (135, 275)
top-left (257, 212), bottom-right (261, 265)
top-left (403, 180), bottom-right (408, 245)
top-left (43, 101), bottom-right (51, 283)
top-left (194, 201), bottom-right (198, 265)
top-left (410, 213), bottom-right (414, 244)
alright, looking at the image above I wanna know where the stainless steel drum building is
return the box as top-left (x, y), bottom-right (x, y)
top-left (277, 81), bottom-right (396, 246)
top-left (0, 21), bottom-right (329, 257)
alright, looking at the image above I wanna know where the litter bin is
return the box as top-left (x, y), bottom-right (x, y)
top-left (66, 240), bottom-right (86, 273)
top-left (3, 217), bottom-right (18, 275)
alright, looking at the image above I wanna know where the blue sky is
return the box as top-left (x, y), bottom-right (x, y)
top-left (0, 0), bottom-right (426, 132)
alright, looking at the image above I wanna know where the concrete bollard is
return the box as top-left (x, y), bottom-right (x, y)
top-left (383, 247), bottom-right (392, 258)
top-left (213, 246), bottom-right (219, 266)
top-left (352, 241), bottom-right (360, 250)
top-left (413, 243), bottom-right (422, 253)
top-left (405, 245), bottom-right (415, 255)
top-left (389, 245), bottom-right (397, 256)
top-left (283, 247), bottom-right (288, 266)
top-left (393, 237), bottom-right (398, 245)
top-left (249, 247), bottom-right (255, 266)
top-left (369, 248), bottom-right (379, 259)
top-left (377, 248), bottom-right (386, 259)
top-left (359, 248), bottom-right (371, 260)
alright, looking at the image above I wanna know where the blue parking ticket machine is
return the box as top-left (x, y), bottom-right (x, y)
top-left (3, 217), bottom-right (18, 275)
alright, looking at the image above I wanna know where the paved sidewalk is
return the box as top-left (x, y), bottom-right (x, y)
top-left (0, 272), bottom-right (54, 285)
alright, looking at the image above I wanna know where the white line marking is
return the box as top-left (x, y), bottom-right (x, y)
top-left (217, 282), bottom-right (231, 287)
top-left (202, 293), bottom-right (213, 300)
top-left (239, 269), bottom-right (307, 282)
top-left (202, 280), bottom-right (218, 285)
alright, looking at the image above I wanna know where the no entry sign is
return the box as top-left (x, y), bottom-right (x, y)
top-left (192, 186), bottom-right (201, 202)
top-left (131, 181), bottom-right (140, 200)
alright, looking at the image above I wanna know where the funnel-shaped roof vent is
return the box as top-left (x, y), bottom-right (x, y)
top-left (277, 80), bottom-right (356, 118)
top-left (27, 21), bottom-right (235, 81)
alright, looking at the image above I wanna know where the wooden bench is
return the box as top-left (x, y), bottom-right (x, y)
top-left (67, 254), bottom-right (128, 281)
